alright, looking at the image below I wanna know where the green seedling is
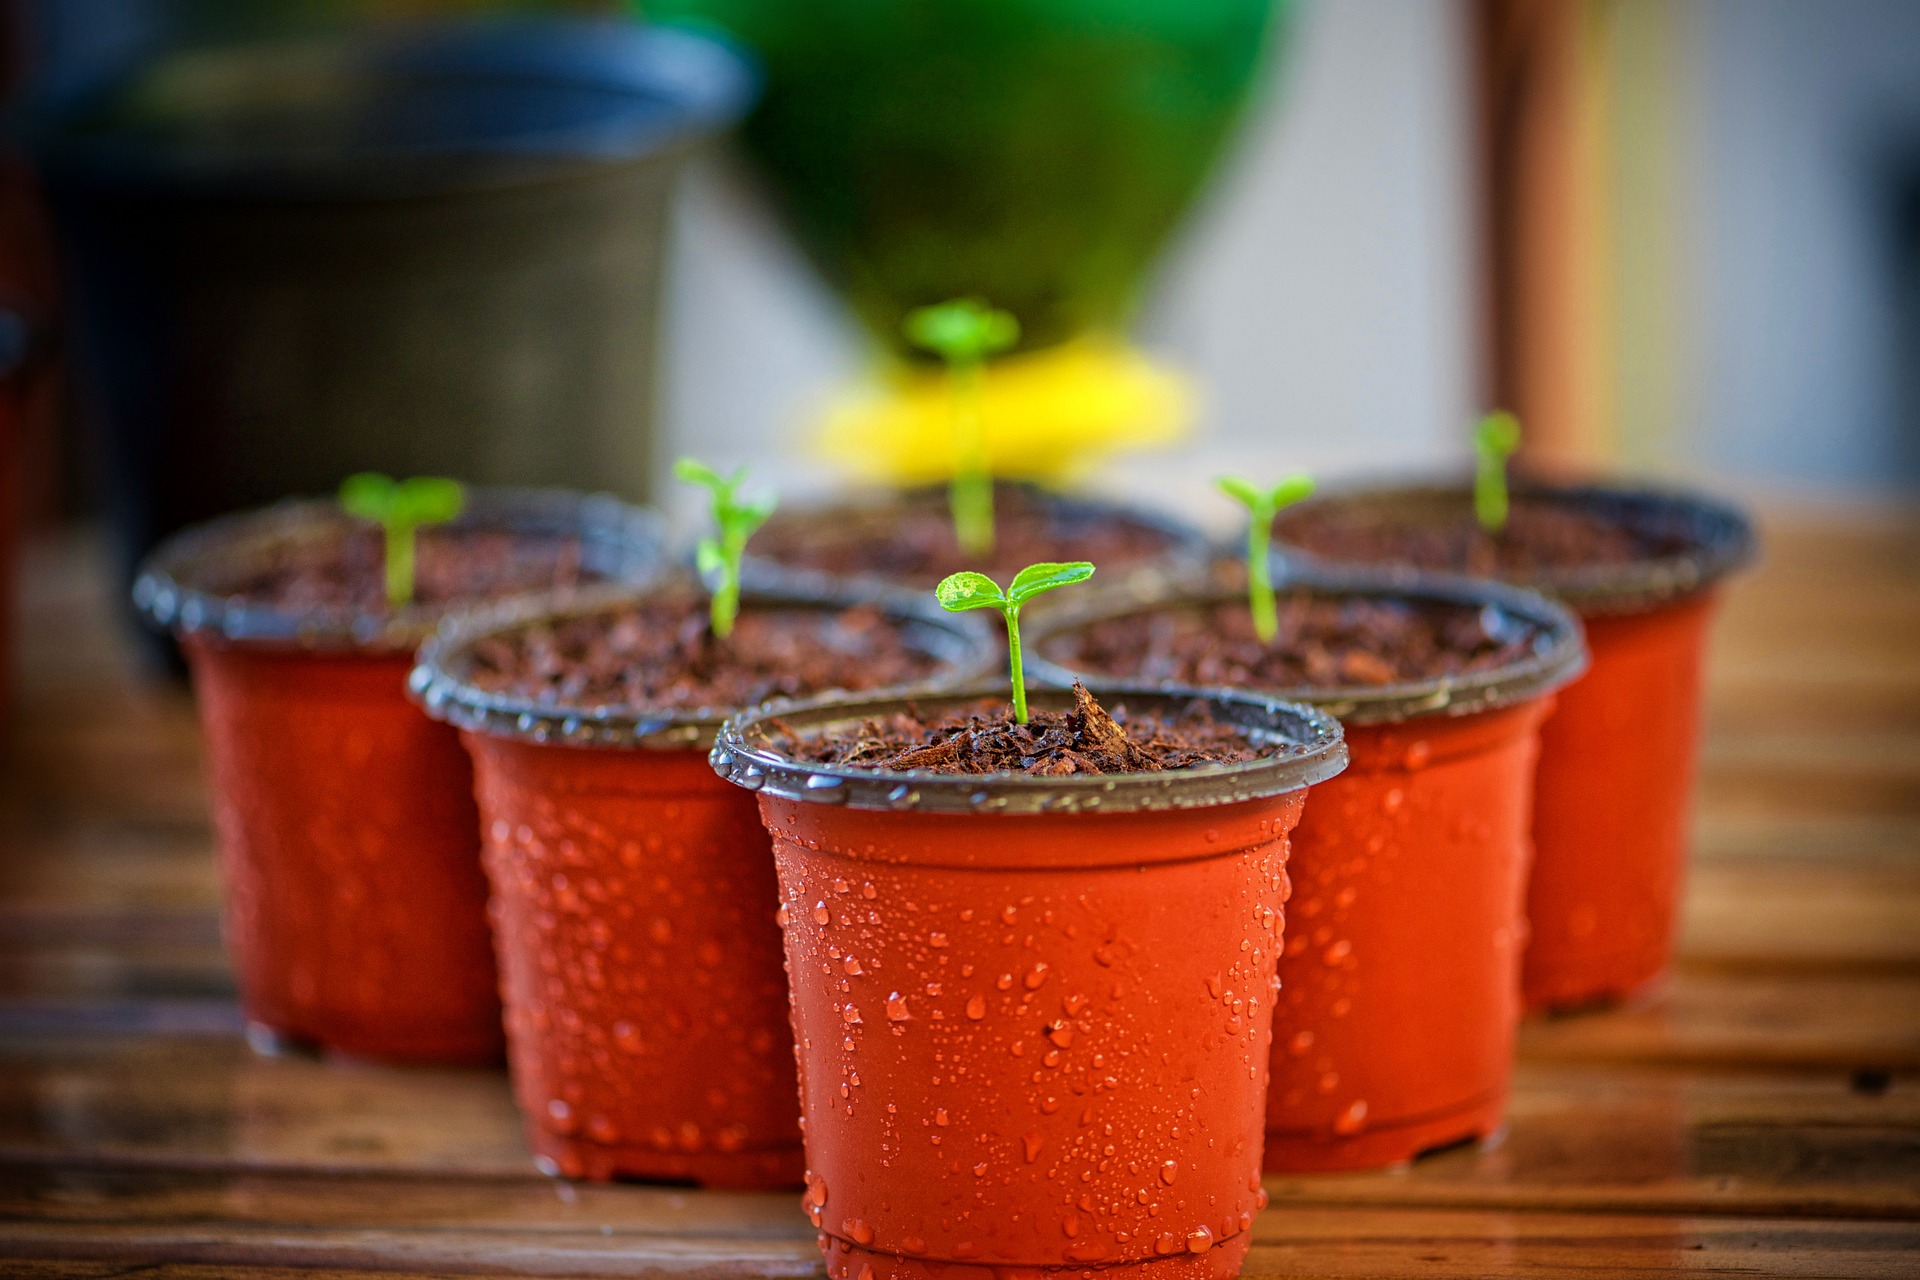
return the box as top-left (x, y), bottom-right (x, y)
top-left (1217, 473), bottom-right (1315, 644)
top-left (337, 473), bottom-right (465, 607)
top-left (904, 297), bottom-right (1021, 557)
top-left (1474, 411), bottom-right (1523, 533)
top-left (676, 457), bottom-right (776, 641)
top-left (936, 561), bottom-right (1094, 724)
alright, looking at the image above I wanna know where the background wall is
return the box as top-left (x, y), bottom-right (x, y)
top-left (1690, 0), bottom-right (1920, 497)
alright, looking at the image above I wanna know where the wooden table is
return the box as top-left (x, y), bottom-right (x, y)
top-left (1, 512), bottom-right (1915, 1278)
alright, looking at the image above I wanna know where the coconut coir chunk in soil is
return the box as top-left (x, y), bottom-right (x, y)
top-left (748, 484), bottom-right (1184, 587)
top-left (774, 682), bottom-right (1259, 777)
top-left (211, 525), bottom-right (598, 616)
top-left (1044, 592), bottom-right (1540, 690)
top-left (465, 590), bottom-right (946, 712)
top-left (1273, 497), bottom-right (1690, 578)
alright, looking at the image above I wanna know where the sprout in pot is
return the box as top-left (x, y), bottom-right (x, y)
top-left (709, 575), bottom-right (1350, 1277)
top-left (903, 297), bottom-right (1020, 556)
top-left (133, 484), bottom-right (665, 1065)
top-left (935, 561), bottom-right (1092, 724)
top-left (676, 456), bottom-right (777, 640)
top-left (1472, 411), bottom-right (1521, 534)
top-left (1262, 415), bottom-right (1758, 1016)
top-left (337, 472), bottom-right (465, 606)
top-left (407, 469), bottom-right (999, 1189)
top-left (1216, 472), bottom-right (1314, 643)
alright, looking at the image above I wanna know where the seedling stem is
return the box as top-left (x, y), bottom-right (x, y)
top-left (1474, 411), bottom-right (1522, 533)
top-left (936, 562), bottom-right (1095, 724)
top-left (337, 473), bottom-right (465, 607)
top-left (676, 458), bottom-right (777, 640)
top-left (1216, 474), bottom-right (1315, 644)
top-left (904, 298), bottom-right (1020, 557)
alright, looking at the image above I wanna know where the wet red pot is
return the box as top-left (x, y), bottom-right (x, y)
top-left (411, 588), bottom-right (994, 1187)
top-left (713, 685), bottom-right (1347, 1279)
top-left (1029, 577), bottom-right (1585, 1170)
top-left (1270, 480), bottom-right (1755, 1013)
top-left (136, 489), bottom-right (663, 1062)
top-left (1522, 590), bottom-right (1720, 1011)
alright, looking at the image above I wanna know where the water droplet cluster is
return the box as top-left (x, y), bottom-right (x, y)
top-left (766, 801), bottom-right (1296, 1268)
top-left (474, 745), bottom-right (802, 1185)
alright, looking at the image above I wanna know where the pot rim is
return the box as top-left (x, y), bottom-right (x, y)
top-left (27, 20), bottom-right (760, 202)
top-left (132, 485), bottom-right (667, 654)
top-left (1024, 568), bottom-right (1587, 726)
top-left (738, 480), bottom-right (1214, 597)
top-left (1268, 473), bottom-right (1756, 615)
top-left (711, 682), bottom-right (1348, 815)
top-left (410, 578), bottom-right (999, 751)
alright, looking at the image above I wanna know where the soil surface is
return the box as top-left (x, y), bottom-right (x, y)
top-left (748, 484), bottom-right (1190, 588)
top-left (209, 525), bottom-right (598, 616)
top-left (464, 590), bottom-right (947, 712)
top-left (770, 681), bottom-right (1259, 777)
top-left (1272, 495), bottom-right (1687, 578)
top-left (1041, 591), bottom-right (1540, 689)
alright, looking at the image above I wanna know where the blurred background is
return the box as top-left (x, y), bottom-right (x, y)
top-left (1, 0), bottom-right (1918, 647)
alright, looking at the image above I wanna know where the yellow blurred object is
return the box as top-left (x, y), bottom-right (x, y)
top-left (813, 337), bottom-right (1195, 485)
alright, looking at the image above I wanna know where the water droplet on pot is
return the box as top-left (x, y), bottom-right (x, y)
top-left (966, 994), bottom-right (987, 1020)
top-left (1187, 1226), bottom-right (1215, 1254)
top-left (886, 993), bottom-right (910, 1021)
top-left (843, 956), bottom-right (863, 975)
top-left (843, 1217), bottom-right (874, 1245)
top-left (1334, 1099), bottom-right (1369, 1134)
top-left (1024, 961), bottom-right (1050, 990)
top-left (738, 766), bottom-right (766, 791)
top-left (1023, 1130), bottom-right (1044, 1162)
top-left (813, 902), bottom-right (831, 926)
top-left (1161, 1159), bottom-right (1179, 1184)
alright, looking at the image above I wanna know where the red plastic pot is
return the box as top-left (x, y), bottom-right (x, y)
top-left (1522, 590), bottom-right (1720, 1011)
top-left (713, 685), bottom-right (1347, 1279)
top-left (135, 489), bottom-right (664, 1062)
top-left (411, 588), bottom-right (994, 1187)
top-left (1029, 577), bottom-right (1585, 1170)
top-left (1270, 480), bottom-right (1755, 1013)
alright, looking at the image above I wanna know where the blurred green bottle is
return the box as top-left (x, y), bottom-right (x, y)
top-left (644, 0), bottom-right (1288, 356)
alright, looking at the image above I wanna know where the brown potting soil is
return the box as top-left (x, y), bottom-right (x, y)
top-left (464, 590), bottom-right (945, 711)
top-left (747, 484), bottom-right (1185, 586)
top-left (211, 525), bottom-right (597, 615)
top-left (769, 681), bottom-right (1259, 776)
top-left (1273, 496), bottom-right (1685, 577)
top-left (1044, 591), bottom-right (1539, 689)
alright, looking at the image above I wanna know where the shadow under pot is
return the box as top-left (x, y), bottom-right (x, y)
top-left (134, 487), bottom-right (665, 1064)
top-left (742, 481), bottom-right (1211, 599)
top-left (1269, 478), bottom-right (1754, 1013)
top-left (1028, 575), bottom-right (1585, 1172)
top-left (409, 582), bottom-right (995, 1189)
top-left (712, 683), bottom-right (1347, 1279)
